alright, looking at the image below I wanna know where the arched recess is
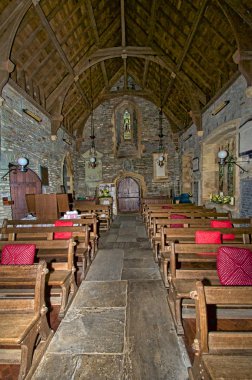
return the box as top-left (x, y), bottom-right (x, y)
top-left (201, 119), bottom-right (239, 206)
top-left (62, 152), bottom-right (74, 194)
top-left (114, 171), bottom-right (147, 213)
top-left (10, 168), bottom-right (41, 219)
top-left (112, 99), bottom-right (142, 159)
top-left (181, 152), bottom-right (193, 194)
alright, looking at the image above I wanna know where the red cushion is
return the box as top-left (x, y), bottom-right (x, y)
top-left (162, 205), bottom-right (172, 209)
top-left (210, 220), bottom-right (235, 240)
top-left (54, 220), bottom-right (73, 239)
top-left (195, 230), bottom-right (222, 244)
top-left (170, 214), bottom-right (188, 228)
top-left (1, 244), bottom-right (36, 265)
top-left (217, 246), bottom-right (252, 285)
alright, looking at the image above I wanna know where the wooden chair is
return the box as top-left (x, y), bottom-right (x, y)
top-left (188, 281), bottom-right (252, 380)
top-left (0, 261), bottom-right (53, 380)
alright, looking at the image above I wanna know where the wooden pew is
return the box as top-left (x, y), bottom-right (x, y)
top-left (143, 204), bottom-right (207, 225)
top-left (1, 220), bottom-right (94, 278)
top-left (188, 281), bottom-right (252, 380)
top-left (0, 261), bottom-right (54, 380)
top-left (75, 204), bottom-right (112, 231)
top-left (2, 214), bottom-right (98, 259)
top-left (166, 242), bottom-right (252, 335)
top-left (0, 239), bottom-right (77, 317)
top-left (151, 217), bottom-right (251, 262)
top-left (145, 209), bottom-right (227, 239)
top-left (160, 226), bottom-right (252, 289)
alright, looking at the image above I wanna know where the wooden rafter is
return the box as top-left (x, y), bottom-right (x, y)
top-left (224, 0), bottom-right (252, 28)
top-left (85, 0), bottom-right (109, 88)
top-left (162, 0), bottom-right (208, 106)
top-left (142, 0), bottom-right (158, 87)
top-left (33, 1), bottom-right (90, 108)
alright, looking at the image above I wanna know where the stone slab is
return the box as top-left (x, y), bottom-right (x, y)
top-left (104, 233), bottom-right (118, 242)
top-left (136, 225), bottom-right (147, 238)
top-left (116, 235), bottom-right (137, 242)
top-left (121, 267), bottom-right (161, 280)
top-left (71, 281), bottom-right (127, 308)
top-left (32, 353), bottom-right (124, 380)
top-left (125, 280), bottom-right (188, 380)
top-left (123, 248), bottom-right (153, 260)
top-left (123, 258), bottom-right (156, 268)
top-left (47, 308), bottom-right (125, 354)
top-left (118, 227), bottom-right (136, 236)
top-left (85, 249), bottom-right (124, 281)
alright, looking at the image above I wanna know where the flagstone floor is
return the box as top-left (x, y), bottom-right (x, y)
top-left (32, 215), bottom-right (190, 380)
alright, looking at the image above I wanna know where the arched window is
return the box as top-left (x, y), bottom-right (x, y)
top-left (123, 109), bottom-right (131, 140)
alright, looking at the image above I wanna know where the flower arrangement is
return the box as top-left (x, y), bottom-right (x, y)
top-left (209, 193), bottom-right (234, 205)
top-left (99, 188), bottom-right (111, 198)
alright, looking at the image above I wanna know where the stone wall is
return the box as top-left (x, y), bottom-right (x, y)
top-left (180, 75), bottom-right (252, 215)
top-left (75, 95), bottom-right (178, 198)
top-left (0, 84), bottom-right (76, 223)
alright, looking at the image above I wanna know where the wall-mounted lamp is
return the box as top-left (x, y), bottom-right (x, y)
top-left (1, 157), bottom-right (29, 180)
top-left (22, 109), bottom-right (42, 122)
top-left (217, 150), bottom-right (249, 173)
top-left (89, 155), bottom-right (97, 169)
top-left (212, 101), bottom-right (230, 116)
top-left (157, 153), bottom-right (165, 167)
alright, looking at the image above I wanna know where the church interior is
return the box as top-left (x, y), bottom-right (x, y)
top-left (0, 1), bottom-right (252, 379)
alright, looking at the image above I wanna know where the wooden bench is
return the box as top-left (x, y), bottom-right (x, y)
top-left (2, 217), bottom-right (97, 254)
top-left (160, 226), bottom-right (252, 289)
top-left (145, 209), bottom-right (228, 239)
top-left (166, 242), bottom-right (252, 335)
top-left (143, 204), bottom-right (208, 226)
top-left (75, 204), bottom-right (112, 231)
top-left (1, 220), bottom-right (94, 278)
top-left (151, 217), bottom-right (251, 262)
top-left (0, 261), bottom-right (54, 380)
top-left (0, 239), bottom-right (77, 317)
top-left (188, 281), bottom-right (252, 380)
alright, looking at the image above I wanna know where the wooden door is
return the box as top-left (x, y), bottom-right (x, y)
top-left (117, 177), bottom-right (140, 212)
top-left (10, 168), bottom-right (42, 219)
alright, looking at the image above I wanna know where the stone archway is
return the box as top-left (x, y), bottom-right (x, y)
top-left (62, 152), bottom-right (74, 194)
top-left (201, 119), bottom-right (239, 207)
top-left (181, 153), bottom-right (193, 194)
top-left (114, 172), bottom-right (147, 213)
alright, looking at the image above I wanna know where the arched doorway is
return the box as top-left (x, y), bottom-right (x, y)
top-left (117, 177), bottom-right (140, 212)
top-left (62, 153), bottom-right (74, 194)
top-left (10, 168), bottom-right (42, 219)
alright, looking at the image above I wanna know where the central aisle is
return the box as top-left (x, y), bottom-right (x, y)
top-left (33, 215), bottom-right (189, 380)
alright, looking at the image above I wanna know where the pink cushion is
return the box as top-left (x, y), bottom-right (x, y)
top-left (54, 220), bottom-right (73, 239)
top-left (210, 220), bottom-right (235, 240)
top-left (195, 230), bottom-right (222, 244)
top-left (1, 244), bottom-right (36, 265)
top-left (217, 246), bottom-right (252, 285)
top-left (170, 214), bottom-right (188, 228)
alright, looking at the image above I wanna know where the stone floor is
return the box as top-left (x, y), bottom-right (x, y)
top-left (32, 215), bottom-right (190, 380)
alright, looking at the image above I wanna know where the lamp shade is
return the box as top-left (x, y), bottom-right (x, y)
top-left (90, 156), bottom-right (96, 163)
top-left (17, 157), bottom-right (28, 166)
top-left (217, 150), bottom-right (228, 159)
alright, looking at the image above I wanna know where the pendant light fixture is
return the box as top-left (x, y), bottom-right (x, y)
top-left (157, 68), bottom-right (165, 167)
top-left (88, 64), bottom-right (97, 169)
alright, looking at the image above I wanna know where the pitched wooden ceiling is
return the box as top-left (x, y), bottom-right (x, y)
top-left (1, 0), bottom-right (252, 138)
